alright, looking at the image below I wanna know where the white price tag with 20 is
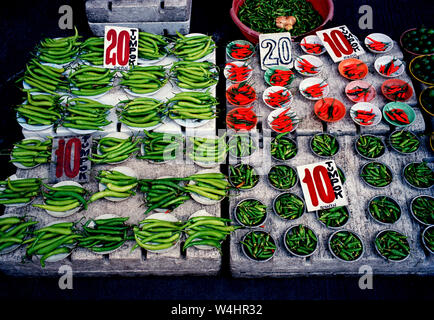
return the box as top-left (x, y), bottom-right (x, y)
top-left (296, 160), bottom-right (348, 212)
top-left (259, 32), bottom-right (294, 70)
top-left (104, 26), bottom-right (139, 70)
top-left (316, 25), bottom-right (365, 63)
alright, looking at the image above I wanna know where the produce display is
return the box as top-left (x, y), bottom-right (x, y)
top-left (400, 26), bottom-right (434, 55)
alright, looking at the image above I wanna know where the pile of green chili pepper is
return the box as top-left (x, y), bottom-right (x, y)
top-left (0, 216), bottom-right (38, 254)
top-left (285, 224), bottom-right (318, 257)
top-left (170, 61), bottom-right (219, 90)
top-left (183, 216), bottom-right (240, 252)
top-left (228, 134), bottom-right (256, 158)
top-left (329, 230), bottom-right (364, 262)
top-left (369, 196), bottom-right (401, 224)
top-left (117, 97), bottom-right (167, 129)
top-left (355, 135), bottom-right (386, 159)
top-left (78, 217), bottom-right (131, 253)
top-left (423, 226), bottom-right (434, 253)
top-left (0, 178), bottom-right (42, 206)
top-left (90, 135), bottom-right (140, 164)
top-left (388, 130), bottom-right (420, 154)
top-left (311, 133), bottom-right (339, 157)
top-left (403, 161), bottom-right (434, 189)
top-left (62, 97), bottom-right (113, 131)
top-left (188, 134), bottom-right (227, 164)
top-left (78, 37), bottom-right (104, 66)
top-left (241, 230), bottom-right (276, 261)
top-left (228, 164), bottom-right (259, 189)
top-left (317, 206), bottom-right (349, 228)
top-left (273, 192), bottom-right (305, 220)
top-left (360, 162), bottom-right (393, 188)
top-left (24, 221), bottom-right (82, 268)
top-left (270, 133), bottom-right (297, 160)
top-left (120, 65), bottom-right (168, 95)
top-left (337, 167), bottom-right (346, 184)
top-left (235, 198), bottom-right (267, 227)
top-left (17, 91), bottom-right (62, 127)
top-left (33, 183), bottom-right (88, 213)
top-left (133, 218), bottom-right (184, 252)
top-left (167, 91), bottom-right (217, 121)
top-left (238, 0), bottom-right (323, 37)
top-left (411, 196), bottom-right (434, 225)
top-left (183, 172), bottom-right (230, 202)
top-left (375, 230), bottom-right (410, 261)
top-left (267, 165), bottom-right (297, 190)
top-left (36, 27), bottom-right (80, 64)
top-left (22, 58), bottom-right (69, 95)
top-left (10, 137), bottom-right (52, 168)
top-left (139, 130), bottom-right (184, 162)
top-left (89, 169), bottom-right (138, 203)
top-left (171, 32), bottom-right (215, 61)
top-left (68, 64), bottom-right (115, 96)
top-left (138, 31), bottom-right (169, 60)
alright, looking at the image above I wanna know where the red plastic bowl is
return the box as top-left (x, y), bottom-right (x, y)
top-left (381, 79), bottom-right (414, 102)
top-left (230, 0), bottom-right (334, 44)
top-left (314, 97), bottom-right (346, 122)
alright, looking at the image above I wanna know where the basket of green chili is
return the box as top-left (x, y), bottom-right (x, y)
top-left (230, 0), bottom-right (334, 44)
top-left (422, 226), bottom-right (434, 255)
top-left (374, 229), bottom-right (410, 262)
top-left (310, 133), bottom-right (339, 158)
top-left (240, 230), bottom-right (277, 262)
top-left (228, 163), bottom-right (260, 190)
top-left (409, 195), bottom-right (434, 226)
top-left (360, 161), bottom-right (393, 188)
top-left (267, 164), bottom-right (298, 191)
top-left (270, 133), bottom-right (298, 161)
top-left (316, 206), bottom-right (350, 229)
top-left (367, 195), bottom-right (402, 225)
top-left (388, 129), bottom-right (421, 155)
top-left (284, 224), bottom-right (318, 258)
top-left (402, 161), bottom-right (434, 190)
top-left (228, 133), bottom-right (257, 159)
top-left (272, 192), bottom-right (305, 221)
top-left (328, 229), bottom-right (364, 262)
top-left (354, 134), bottom-right (386, 160)
top-left (234, 198), bottom-right (268, 227)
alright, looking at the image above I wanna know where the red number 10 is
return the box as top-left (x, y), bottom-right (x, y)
top-left (302, 166), bottom-right (335, 206)
top-left (55, 138), bottom-right (81, 178)
top-left (322, 30), bottom-right (353, 58)
top-left (105, 29), bottom-right (130, 66)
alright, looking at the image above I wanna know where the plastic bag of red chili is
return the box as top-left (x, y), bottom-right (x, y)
top-left (226, 81), bottom-right (257, 106)
top-left (226, 106), bottom-right (258, 131)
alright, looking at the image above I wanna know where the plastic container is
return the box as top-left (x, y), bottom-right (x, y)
top-left (230, 0), bottom-right (334, 44)
top-left (283, 224), bottom-right (319, 258)
top-left (314, 97), bottom-right (346, 122)
top-left (381, 79), bottom-right (413, 102)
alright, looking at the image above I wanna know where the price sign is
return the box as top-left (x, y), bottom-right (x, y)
top-left (104, 26), bottom-right (139, 70)
top-left (296, 160), bottom-right (347, 212)
top-left (259, 32), bottom-right (293, 70)
top-left (316, 25), bottom-right (365, 62)
top-left (49, 135), bottom-right (92, 184)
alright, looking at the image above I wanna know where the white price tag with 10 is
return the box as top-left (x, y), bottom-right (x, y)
top-left (259, 32), bottom-right (294, 70)
top-left (316, 25), bottom-right (365, 63)
top-left (296, 160), bottom-right (347, 212)
top-left (104, 26), bottom-right (139, 70)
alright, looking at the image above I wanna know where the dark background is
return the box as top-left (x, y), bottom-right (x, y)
top-left (0, 0), bottom-right (433, 306)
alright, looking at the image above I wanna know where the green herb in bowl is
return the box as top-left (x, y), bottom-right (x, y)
top-left (284, 224), bottom-right (318, 257)
top-left (403, 161), bottom-right (434, 189)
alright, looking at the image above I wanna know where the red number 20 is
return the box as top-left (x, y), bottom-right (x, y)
top-left (105, 29), bottom-right (130, 66)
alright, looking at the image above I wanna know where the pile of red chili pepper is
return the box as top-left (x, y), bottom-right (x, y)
top-left (269, 108), bottom-right (299, 133)
top-left (228, 43), bottom-right (254, 60)
top-left (302, 81), bottom-right (328, 98)
top-left (316, 98), bottom-right (342, 121)
top-left (225, 62), bottom-right (252, 82)
top-left (265, 89), bottom-right (291, 108)
top-left (226, 82), bottom-right (256, 106)
top-left (296, 57), bottom-right (320, 75)
top-left (300, 40), bottom-right (324, 54)
top-left (342, 62), bottom-right (366, 79)
top-left (385, 108), bottom-right (410, 124)
top-left (346, 85), bottom-right (372, 102)
top-left (366, 36), bottom-right (391, 52)
top-left (269, 69), bottom-right (294, 86)
top-left (379, 58), bottom-right (401, 76)
top-left (226, 106), bottom-right (257, 131)
top-left (352, 108), bottom-right (376, 125)
top-left (384, 84), bottom-right (410, 101)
